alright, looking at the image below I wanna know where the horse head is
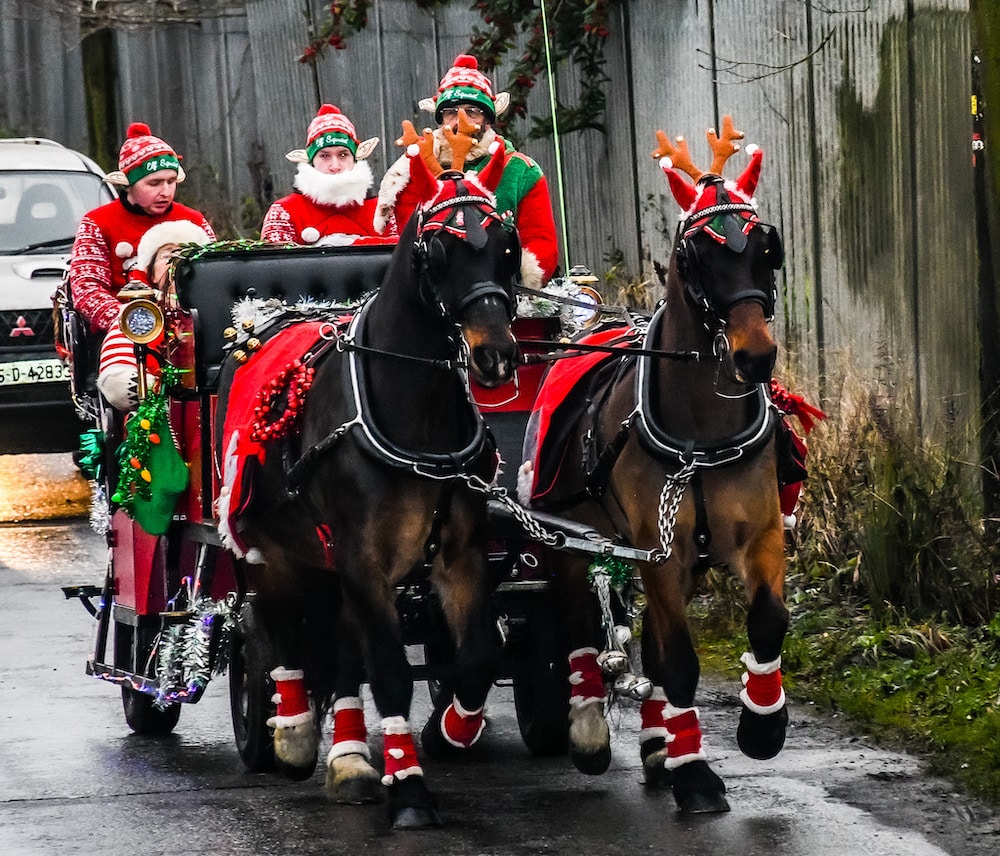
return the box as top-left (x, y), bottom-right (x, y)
top-left (654, 117), bottom-right (781, 384)
top-left (404, 119), bottom-right (521, 388)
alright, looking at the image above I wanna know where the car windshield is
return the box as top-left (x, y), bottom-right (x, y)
top-left (0, 171), bottom-right (110, 255)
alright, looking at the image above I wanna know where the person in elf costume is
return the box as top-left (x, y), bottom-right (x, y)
top-left (97, 220), bottom-right (212, 412)
top-left (375, 54), bottom-right (559, 287)
top-left (260, 104), bottom-right (395, 247)
top-left (69, 122), bottom-right (216, 336)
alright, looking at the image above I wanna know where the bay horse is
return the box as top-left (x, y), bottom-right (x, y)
top-left (524, 118), bottom-right (788, 812)
top-left (214, 125), bottom-right (521, 828)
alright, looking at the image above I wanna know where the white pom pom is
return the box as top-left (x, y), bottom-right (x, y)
top-left (406, 143), bottom-right (420, 158)
top-left (488, 140), bottom-right (501, 155)
top-left (245, 547), bottom-right (265, 564)
top-left (115, 241), bottom-right (133, 259)
top-left (745, 143), bottom-right (759, 156)
top-left (659, 156), bottom-right (673, 170)
top-left (300, 227), bottom-right (320, 244)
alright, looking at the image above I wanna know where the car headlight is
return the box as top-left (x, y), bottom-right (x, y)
top-left (119, 298), bottom-right (164, 345)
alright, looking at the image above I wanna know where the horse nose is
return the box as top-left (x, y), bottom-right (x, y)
top-left (733, 344), bottom-right (777, 383)
top-left (472, 343), bottom-right (518, 386)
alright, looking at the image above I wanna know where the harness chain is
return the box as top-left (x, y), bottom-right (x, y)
top-left (652, 461), bottom-right (697, 563)
top-left (462, 474), bottom-right (561, 548)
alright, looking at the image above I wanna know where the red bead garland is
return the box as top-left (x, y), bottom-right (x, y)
top-left (249, 359), bottom-right (316, 443)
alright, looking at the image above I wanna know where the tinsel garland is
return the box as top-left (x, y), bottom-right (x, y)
top-left (154, 596), bottom-right (234, 708)
top-left (111, 363), bottom-right (182, 513)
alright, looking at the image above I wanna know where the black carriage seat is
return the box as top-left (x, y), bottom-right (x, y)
top-left (172, 243), bottom-right (396, 390)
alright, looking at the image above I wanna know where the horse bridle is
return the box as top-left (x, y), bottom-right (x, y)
top-left (675, 179), bottom-right (783, 332)
top-left (411, 178), bottom-right (519, 322)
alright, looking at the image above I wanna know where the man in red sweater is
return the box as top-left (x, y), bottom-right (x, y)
top-left (69, 122), bottom-right (215, 335)
top-left (260, 104), bottom-right (395, 247)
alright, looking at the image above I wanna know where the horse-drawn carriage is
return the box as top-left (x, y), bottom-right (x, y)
top-left (60, 117), bottom-right (820, 828)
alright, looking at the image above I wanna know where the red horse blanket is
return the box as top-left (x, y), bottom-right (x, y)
top-left (520, 325), bottom-right (639, 505)
top-left (216, 320), bottom-right (332, 558)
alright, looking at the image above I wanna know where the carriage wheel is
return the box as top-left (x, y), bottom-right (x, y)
top-left (114, 622), bottom-right (181, 736)
top-left (228, 619), bottom-right (277, 772)
top-left (512, 596), bottom-right (570, 756)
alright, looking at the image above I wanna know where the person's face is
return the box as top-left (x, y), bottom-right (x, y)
top-left (440, 103), bottom-right (491, 139)
top-left (127, 170), bottom-right (178, 215)
top-left (312, 145), bottom-right (356, 175)
top-left (149, 242), bottom-right (179, 288)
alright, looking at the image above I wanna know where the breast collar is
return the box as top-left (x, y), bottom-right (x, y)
top-left (631, 301), bottom-right (778, 469)
top-left (342, 297), bottom-right (495, 480)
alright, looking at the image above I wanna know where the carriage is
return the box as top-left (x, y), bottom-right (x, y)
top-left (59, 117), bottom-right (820, 827)
top-left (59, 237), bottom-right (653, 765)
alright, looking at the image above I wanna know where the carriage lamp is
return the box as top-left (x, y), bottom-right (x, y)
top-left (119, 298), bottom-right (165, 346)
top-left (566, 266), bottom-right (603, 328)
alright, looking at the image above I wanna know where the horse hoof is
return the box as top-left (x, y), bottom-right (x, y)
top-left (276, 755), bottom-right (317, 781)
top-left (737, 705), bottom-right (788, 760)
top-left (570, 742), bottom-right (612, 775)
top-left (640, 737), bottom-right (673, 789)
top-left (325, 754), bottom-right (383, 804)
top-left (387, 775), bottom-right (441, 830)
top-left (672, 760), bottom-right (729, 814)
top-left (419, 706), bottom-right (456, 759)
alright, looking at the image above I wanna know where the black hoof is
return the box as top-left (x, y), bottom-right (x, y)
top-left (276, 755), bottom-right (317, 781)
top-left (419, 705), bottom-right (455, 760)
top-left (672, 760), bottom-right (729, 814)
top-left (737, 705), bottom-right (788, 760)
top-left (387, 776), bottom-right (441, 830)
top-left (640, 737), bottom-right (673, 789)
top-left (570, 742), bottom-right (611, 775)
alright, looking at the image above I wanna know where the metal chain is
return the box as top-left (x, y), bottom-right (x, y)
top-left (651, 461), bottom-right (696, 562)
top-left (462, 474), bottom-right (562, 547)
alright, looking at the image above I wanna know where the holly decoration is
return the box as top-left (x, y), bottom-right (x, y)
top-left (111, 363), bottom-right (190, 535)
top-left (301, 0), bottom-right (617, 141)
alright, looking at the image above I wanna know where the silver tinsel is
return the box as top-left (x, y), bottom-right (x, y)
top-left (154, 597), bottom-right (234, 708)
top-left (89, 481), bottom-right (110, 535)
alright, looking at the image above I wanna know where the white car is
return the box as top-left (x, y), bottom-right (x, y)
top-left (0, 137), bottom-right (115, 453)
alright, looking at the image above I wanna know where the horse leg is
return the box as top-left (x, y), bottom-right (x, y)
top-left (640, 571), bottom-right (729, 813)
top-left (420, 527), bottom-right (498, 757)
top-left (324, 607), bottom-right (381, 804)
top-left (253, 594), bottom-right (320, 780)
top-left (736, 530), bottom-right (790, 760)
top-left (345, 579), bottom-right (441, 829)
top-left (551, 554), bottom-right (611, 775)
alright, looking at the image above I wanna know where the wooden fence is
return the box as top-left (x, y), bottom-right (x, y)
top-left (0, 0), bottom-right (982, 456)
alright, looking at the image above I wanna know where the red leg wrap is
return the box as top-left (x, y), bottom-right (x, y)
top-left (441, 699), bottom-right (486, 748)
top-left (381, 718), bottom-right (422, 785)
top-left (639, 692), bottom-right (668, 741)
top-left (271, 668), bottom-right (309, 717)
top-left (568, 647), bottom-right (605, 706)
top-left (664, 706), bottom-right (706, 769)
top-left (740, 652), bottom-right (786, 714)
top-left (744, 668), bottom-right (783, 709)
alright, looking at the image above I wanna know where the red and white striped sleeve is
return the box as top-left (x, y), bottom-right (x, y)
top-left (260, 202), bottom-right (298, 245)
top-left (68, 216), bottom-right (121, 334)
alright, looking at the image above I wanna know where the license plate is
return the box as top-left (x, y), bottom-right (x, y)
top-left (0, 357), bottom-right (70, 386)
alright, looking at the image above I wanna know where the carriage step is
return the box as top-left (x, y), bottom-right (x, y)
top-left (62, 585), bottom-right (103, 617)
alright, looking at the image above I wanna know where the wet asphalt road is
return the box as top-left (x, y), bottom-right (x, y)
top-left (2, 454), bottom-right (1000, 855)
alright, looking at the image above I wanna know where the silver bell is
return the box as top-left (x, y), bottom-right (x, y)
top-left (613, 672), bottom-right (653, 701)
top-left (597, 648), bottom-right (629, 677)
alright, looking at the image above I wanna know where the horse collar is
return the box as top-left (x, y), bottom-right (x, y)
top-left (631, 302), bottom-right (778, 469)
top-left (342, 299), bottom-right (495, 480)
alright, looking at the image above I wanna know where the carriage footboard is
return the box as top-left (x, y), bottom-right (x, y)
top-left (486, 500), bottom-right (655, 562)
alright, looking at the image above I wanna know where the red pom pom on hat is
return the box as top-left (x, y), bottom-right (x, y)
top-left (453, 54), bottom-right (478, 70)
top-left (126, 122), bottom-right (152, 139)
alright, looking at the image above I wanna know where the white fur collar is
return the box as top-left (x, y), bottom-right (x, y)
top-left (293, 159), bottom-right (374, 207)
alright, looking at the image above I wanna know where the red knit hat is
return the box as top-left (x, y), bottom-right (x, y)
top-left (285, 104), bottom-right (379, 164)
top-left (422, 55), bottom-right (510, 123)
top-left (107, 122), bottom-right (185, 187)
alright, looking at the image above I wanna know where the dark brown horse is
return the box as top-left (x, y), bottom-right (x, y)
top-left (526, 118), bottom-right (787, 812)
top-left (215, 136), bottom-right (521, 828)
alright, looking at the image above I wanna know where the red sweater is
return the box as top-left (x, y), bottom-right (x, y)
top-left (69, 199), bottom-right (215, 334)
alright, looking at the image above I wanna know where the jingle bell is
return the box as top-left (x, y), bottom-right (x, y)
top-left (613, 672), bottom-right (653, 701)
top-left (597, 648), bottom-right (629, 677)
top-left (223, 326), bottom-right (238, 342)
top-left (232, 349), bottom-right (248, 364)
top-left (246, 337), bottom-right (262, 351)
top-left (241, 319), bottom-right (255, 333)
